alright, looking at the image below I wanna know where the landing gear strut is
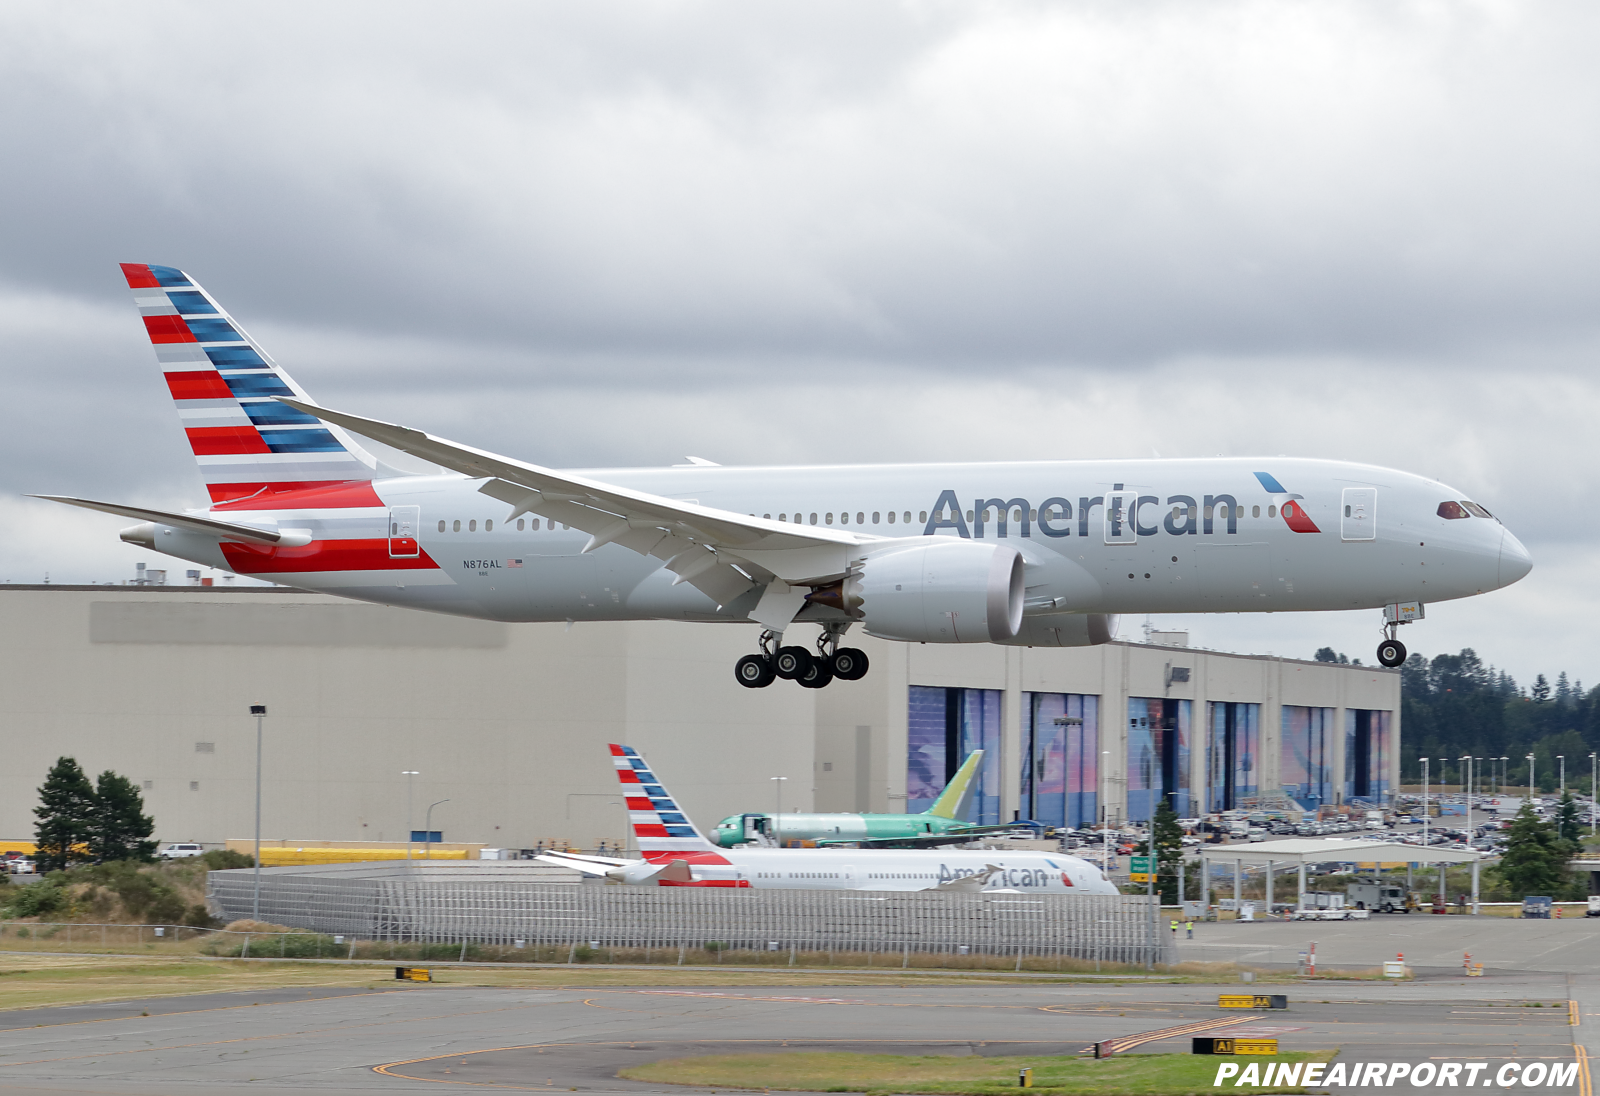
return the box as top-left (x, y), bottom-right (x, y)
top-left (732, 626), bottom-right (870, 689)
top-left (1376, 607), bottom-right (1413, 668)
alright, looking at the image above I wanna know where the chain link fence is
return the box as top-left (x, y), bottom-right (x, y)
top-left (207, 863), bottom-right (1170, 966)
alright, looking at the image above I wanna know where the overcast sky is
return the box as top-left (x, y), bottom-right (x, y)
top-left (2, 2), bottom-right (1596, 686)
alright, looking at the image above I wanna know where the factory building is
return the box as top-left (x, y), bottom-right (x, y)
top-left (0, 586), bottom-right (1398, 849)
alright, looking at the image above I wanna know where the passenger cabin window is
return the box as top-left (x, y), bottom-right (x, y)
top-left (1462, 501), bottom-right (1494, 519)
top-left (857, 511), bottom-right (864, 524)
top-left (469, 520), bottom-right (477, 531)
top-left (485, 519), bottom-right (493, 531)
top-left (438, 520), bottom-right (446, 532)
top-left (1267, 505), bottom-right (1277, 518)
top-left (1437, 501), bottom-right (1470, 519)
top-left (919, 511), bottom-right (927, 523)
top-left (887, 511), bottom-right (895, 523)
top-left (516, 519), bottom-right (524, 530)
top-left (452, 520), bottom-right (461, 532)
top-left (810, 513), bottom-right (818, 524)
top-left (1252, 505), bottom-right (1260, 518)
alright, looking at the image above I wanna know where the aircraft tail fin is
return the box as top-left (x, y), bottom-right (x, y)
top-left (119, 263), bottom-right (389, 506)
top-left (925, 749), bottom-right (985, 820)
top-left (609, 744), bottom-right (720, 857)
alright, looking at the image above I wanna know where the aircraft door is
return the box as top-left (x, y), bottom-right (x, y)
top-left (1104, 490), bottom-right (1138, 544)
top-left (389, 506), bottom-right (421, 558)
top-left (1340, 488), bottom-right (1376, 542)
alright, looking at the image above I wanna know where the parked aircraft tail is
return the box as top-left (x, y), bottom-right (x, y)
top-left (609, 744), bottom-right (722, 858)
top-left (926, 750), bottom-right (985, 820)
top-left (119, 263), bottom-right (388, 505)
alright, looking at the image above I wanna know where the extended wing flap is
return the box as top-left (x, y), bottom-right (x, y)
top-left (279, 401), bottom-right (872, 571)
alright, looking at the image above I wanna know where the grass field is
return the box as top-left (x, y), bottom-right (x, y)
top-left (619, 1049), bottom-right (1336, 1095)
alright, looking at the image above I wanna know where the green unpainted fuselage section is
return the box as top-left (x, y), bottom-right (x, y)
top-left (713, 750), bottom-right (985, 848)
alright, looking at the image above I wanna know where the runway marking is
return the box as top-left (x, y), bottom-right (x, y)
top-left (1573, 1000), bottom-right (1582, 1026)
top-left (1089, 1015), bottom-right (1255, 1056)
top-left (1576, 1045), bottom-right (1591, 1096)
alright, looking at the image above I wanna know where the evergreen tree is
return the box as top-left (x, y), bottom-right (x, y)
top-left (1554, 791), bottom-right (1582, 846)
top-left (1555, 672), bottom-right (1572, 706)
top-left (1531, 674), bottom-right (1551, 703)
top-left (32, 757), bottom-right (96, 873)
top-left (88, 771), bottom-right (157, 863)
top-left (1495, 803), bottom-right (1569, 897)
top-left (1137, 800), bottom-right (1187, 904)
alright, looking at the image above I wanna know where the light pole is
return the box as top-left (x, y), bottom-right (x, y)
top-left (1100, 749), bottom-right (1112, 874)
top-left (1526, 754), bottom-right (1536, 801)
top-left (402, 771), bottom-right (419, 860)
top-left (1420, 758), bottom-right (1429, 850)
top-left (1498, 756), bottom-right (1508, 798)
top-left (1558, 755), bottom-right (1565, 799)
top-left (1590, 753), bottom-right (1597, 836)
top-left (249, 704), bottom-right (266, 922)
top-left (1459, 756), bottom-right (1472, 843)
top-left (423, 799), bottom-right (449, 860)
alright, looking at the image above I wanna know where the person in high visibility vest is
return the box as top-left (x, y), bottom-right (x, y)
top-left (1170, 919), bottom-right (1179, 936)
top-left (1186, 920), bottom-right (1195, 939)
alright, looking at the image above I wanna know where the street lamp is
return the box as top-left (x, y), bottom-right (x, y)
top-left (423, 799), bottom-right (450, 860)
top-left (1526, 754), bottom-right (1536, 800)
top-left (1590, 753), bottom-right (1597, 836)
top-left (1420, 758), bottom-right (1430, 849)
top-left (1100, 749), bottom-right (1112, 873)
top-left (1459, 755), bottom-right (1472, 840)
top-left (401, 771), bottom-right (419, 860)
top-left (249, 704), bottom-right (266, 922)
top-left (1498, 756), bottom-right (1509, 798)
top-left (1558, 755), bottom-right (1565, 799)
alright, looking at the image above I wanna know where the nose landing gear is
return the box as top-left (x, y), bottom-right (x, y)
top-left (733, 626), bottom-right (869, 689)
top-left (1376, 602), bottom-right (1422, 668)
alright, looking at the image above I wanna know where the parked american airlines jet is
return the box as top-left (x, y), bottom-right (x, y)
top-left (37, 265), bottom-right (1531, 686)
top-left (535, 745), bottom-right (1118, 893)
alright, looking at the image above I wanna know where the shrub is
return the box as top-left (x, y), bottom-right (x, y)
top-left (5, 880), bottom-right (68, 919)
top-left (200, 850), bottom-right (254, 870)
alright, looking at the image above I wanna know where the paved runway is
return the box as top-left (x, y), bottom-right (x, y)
top-left (0, 975), bottom-right (1586, 1095)
top-left (1174, 913), bottom-right (1600, 976)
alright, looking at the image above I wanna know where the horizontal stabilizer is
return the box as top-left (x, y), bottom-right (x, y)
top-left (29, 495), bottom-right (301, 546)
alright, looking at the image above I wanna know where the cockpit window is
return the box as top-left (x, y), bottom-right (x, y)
top-left (1461, 501), bottom-right (1494, 519)
top-left (1437, 501), bottom-right (1470, 519)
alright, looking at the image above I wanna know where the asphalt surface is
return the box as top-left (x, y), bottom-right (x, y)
top-left (0, 973), bottom-right (1587, 1095)
top-left (0, 915), bottom-right (1589, 1094)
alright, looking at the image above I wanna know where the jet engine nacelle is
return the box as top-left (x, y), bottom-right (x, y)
top-left (856, 539), bottom-right (1024, 643)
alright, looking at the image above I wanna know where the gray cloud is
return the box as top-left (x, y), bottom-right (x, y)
top-left (0, 1), bottom-right (1594, 682)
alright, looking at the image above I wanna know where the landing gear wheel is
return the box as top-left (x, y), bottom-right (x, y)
top-left (799, 660), bottom-right (835, 689)
top-left (1376, 639), bottom-right (1407, 668)
top-left (734, 654), bottom-right (775, 689)
top-left (830, 647), bottom-right (869, 681)
top-left (773, 646), bottom-right (814, 680)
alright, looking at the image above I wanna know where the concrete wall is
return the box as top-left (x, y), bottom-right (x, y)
top-left (0, 587), bottom-right (1399, 848)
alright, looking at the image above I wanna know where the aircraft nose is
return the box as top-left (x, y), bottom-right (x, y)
top-left (1498, 529), bottom-right (1532, 589)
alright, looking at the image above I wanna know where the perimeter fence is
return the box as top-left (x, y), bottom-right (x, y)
top-left (207, 864), bottom-right (1170, 966)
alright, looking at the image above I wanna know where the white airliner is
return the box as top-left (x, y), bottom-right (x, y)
top-left (534, 745), bottom-right (1119, 893)
top-left (37, 264), bottom-right (1531, 685)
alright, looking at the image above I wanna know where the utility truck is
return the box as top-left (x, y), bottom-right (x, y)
top-left (1348, 878), bottom-right (1414, 913)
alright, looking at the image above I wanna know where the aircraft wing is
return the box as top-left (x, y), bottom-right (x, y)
top-left (29, 495), bottom-right (299, 547)
top-left (277, 399), bottom-right (894, 609)
top-left (533, 852), bottom-right (626, 876)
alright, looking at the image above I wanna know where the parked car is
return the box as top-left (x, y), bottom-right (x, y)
top-left (8, 859), bottom-right (35, 875)
top-left (1522, 896), bottom-right (1553, 919)
top-left (157, 843), bottom-right (204, 860)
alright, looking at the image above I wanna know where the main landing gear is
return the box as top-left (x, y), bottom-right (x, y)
top-left (734, 626), bottom-right (870, 689)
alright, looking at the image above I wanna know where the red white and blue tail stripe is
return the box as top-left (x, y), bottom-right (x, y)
top-left (120, 263), bottom-right (380, 504)
top-left (610, 744), bottom-right (720, 856)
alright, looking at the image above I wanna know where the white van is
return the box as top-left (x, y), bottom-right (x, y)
top-left (157, 843), bottom-right (204, 859)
